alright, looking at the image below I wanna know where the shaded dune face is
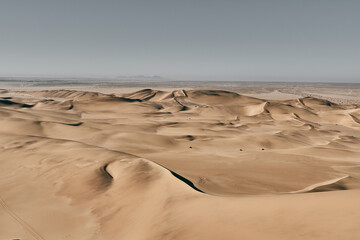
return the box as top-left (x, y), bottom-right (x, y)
top-left (1, 89), bottom-right (360, 240)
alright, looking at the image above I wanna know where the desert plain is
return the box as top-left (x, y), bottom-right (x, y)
top-left (1, 81), bottom-right (360, 240)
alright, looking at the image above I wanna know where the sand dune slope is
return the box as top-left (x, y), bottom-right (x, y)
top-left (1, 89), bottom-right (360, 240)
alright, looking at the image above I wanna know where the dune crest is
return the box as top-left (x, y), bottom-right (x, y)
top-left (289, 175), bottom-right (350, 193)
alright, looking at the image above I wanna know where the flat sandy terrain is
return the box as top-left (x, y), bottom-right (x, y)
top-left (1, 86), bottom-right (360, 239)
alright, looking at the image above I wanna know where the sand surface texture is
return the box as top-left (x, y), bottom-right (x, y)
top-left (1, 88), bottom-right (360, 240)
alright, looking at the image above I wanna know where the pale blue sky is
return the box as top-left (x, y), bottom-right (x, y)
top-left (1, 0), bottom-right (360, 82)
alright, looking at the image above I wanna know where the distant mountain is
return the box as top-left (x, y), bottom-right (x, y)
top-left (115, 75), bottom-right (164, 81)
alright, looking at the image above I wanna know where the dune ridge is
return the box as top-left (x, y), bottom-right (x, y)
top-left (288, 175), bottom-right (350, 193)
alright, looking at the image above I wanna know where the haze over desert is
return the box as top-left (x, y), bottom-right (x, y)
top-left (1, 83), bottom-right (360, 239)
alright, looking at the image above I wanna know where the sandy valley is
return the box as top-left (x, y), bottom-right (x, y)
top-left (1, 87), bottom-right (360, 240)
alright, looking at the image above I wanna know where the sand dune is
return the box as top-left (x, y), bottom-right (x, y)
top-left (289, 175), bottom-right (350, 193)
top-left (1, 88), bottom-right (360, 240)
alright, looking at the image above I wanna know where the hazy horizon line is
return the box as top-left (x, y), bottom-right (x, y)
top-left (0, 74), bottom-right (359, 84)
